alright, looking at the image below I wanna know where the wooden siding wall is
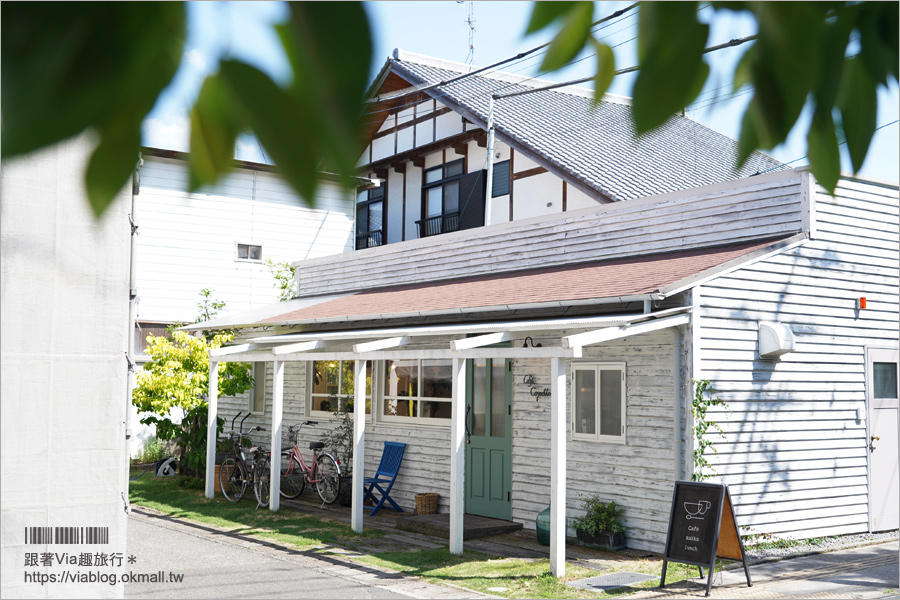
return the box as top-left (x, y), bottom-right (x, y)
top-left (512, 330), bottom-right (680, 552)
top-left (698, 176), bottom-right (899, 540)
top-left (137, 156), bottom-right (354, 323)
top-left (215, 328), bottom-right (684, 553)
top-left (295, 170), bottom-right (807, 297)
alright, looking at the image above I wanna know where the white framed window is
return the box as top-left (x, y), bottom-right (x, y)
top-left (308, 360), bottom-right (372, 418)
top-left (236, 242), bottom-right (262, 262)
top-left (382, 359), bottom-right (452, 425)
top-left (250, 362), bottom-right (266, 413)
top-left (572, 363), bottom-right (626, 443)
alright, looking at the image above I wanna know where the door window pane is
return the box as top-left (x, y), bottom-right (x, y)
top-left (444, 181), bottom-right (459, 213)
top-left (599, 369), bottom-right (622, 436)
top-left (575, 369), bottom-right (596, 435)
top-left (874, 362), bottom-right (899, 399)
top-left (473, 359), bottom-right (486, 436)
top-left (368, 201), bottom-right (382, 231)
top-left (356, 205), bottom-right (368, 234)
top-left (427, 187), bottom-right (442, 217)
top-left (491, 359), bottom-right (505, 438)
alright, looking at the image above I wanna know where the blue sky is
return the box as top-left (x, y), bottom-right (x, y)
top-left (142, 1), bottom-right (899, 183)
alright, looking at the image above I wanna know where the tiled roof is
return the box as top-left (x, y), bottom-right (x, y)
top-left (389, 52), bottom-right (786, 202)
top-left (261, 237), bottom-right (788, 325)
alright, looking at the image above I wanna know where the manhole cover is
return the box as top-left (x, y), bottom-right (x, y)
top-left (567, 571), bottom-right (656, 591)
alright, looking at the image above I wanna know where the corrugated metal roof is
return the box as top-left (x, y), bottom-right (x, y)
top-left (388, 51), bottom-right (786, 203)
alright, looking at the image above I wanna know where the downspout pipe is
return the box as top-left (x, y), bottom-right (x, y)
top-left (483, 94), bottom-right (496, 226)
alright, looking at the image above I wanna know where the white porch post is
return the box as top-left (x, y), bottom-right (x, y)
top-left (449, 357), bottom-right (467, 555)
top-left (270, 361), bottom-right (284, 510)
top-left (550, 357), bottom-right (567, 576)
top-left (351, 359), bottom-right (366, 533)
top-left (205, 360), bottom-right (219, 499)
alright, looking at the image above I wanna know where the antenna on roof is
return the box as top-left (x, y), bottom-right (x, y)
top-left (457, 1), bottom-right (476, 66)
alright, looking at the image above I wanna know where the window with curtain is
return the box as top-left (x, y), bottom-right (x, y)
top-left (383, 359), bottom-right (452, 424)
top-left (572, 363), bottom-right (626, 443)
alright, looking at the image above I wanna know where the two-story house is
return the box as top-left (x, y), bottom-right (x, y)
top-left (194, 51), bottom-right (899, 573)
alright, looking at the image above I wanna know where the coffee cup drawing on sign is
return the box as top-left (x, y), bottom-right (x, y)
top-left (684, 500), bottom-right (712, 520)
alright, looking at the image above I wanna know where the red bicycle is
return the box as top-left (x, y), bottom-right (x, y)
top-left (280, 421), bottom-right (342, 504)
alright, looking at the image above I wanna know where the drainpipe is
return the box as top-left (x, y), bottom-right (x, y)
top-left (483, 95), bottom-right (496, 226)
top-left (125, 158), bottom-right (142, 468)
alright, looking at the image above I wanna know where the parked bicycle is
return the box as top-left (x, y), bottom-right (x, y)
top-left (279, 421), bottom-right (342, 504)
top-left (219, 412), bottom-right (271, 506)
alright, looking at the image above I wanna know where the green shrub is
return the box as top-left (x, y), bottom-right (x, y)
top-left (571, 496), bottom-right (626, 535)
top-left (133, 436), bottom-right (167, 464)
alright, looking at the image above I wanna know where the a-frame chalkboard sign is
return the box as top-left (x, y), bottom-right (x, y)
top-left (659, 481), bottom-right (752, 597)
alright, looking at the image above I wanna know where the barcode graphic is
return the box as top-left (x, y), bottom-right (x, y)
top-left (26, 527), bottom-right (109, 544)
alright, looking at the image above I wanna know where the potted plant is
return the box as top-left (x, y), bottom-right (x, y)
top-left (572, 495), bottom-right (626, 551)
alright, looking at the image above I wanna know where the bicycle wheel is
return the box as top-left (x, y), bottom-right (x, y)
top-left (219, 457), bottom-right (245, 502)
top-left (314, 454), bottom-right (341, 505)
top-left (280, 452), bottom-right (305, 499)
top-left (254, 457), bottom-right (271, 507)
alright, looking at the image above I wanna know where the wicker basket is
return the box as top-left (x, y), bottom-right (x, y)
top-left (415, 493), bottom-right (439, 515)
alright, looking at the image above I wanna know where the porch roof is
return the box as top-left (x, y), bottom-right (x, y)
top-left (244, 234), bottom-right (798, 328)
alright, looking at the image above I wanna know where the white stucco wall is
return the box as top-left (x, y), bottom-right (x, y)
top-left (1, 135), bottom-right (132, 598)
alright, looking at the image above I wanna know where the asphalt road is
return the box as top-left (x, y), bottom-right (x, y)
top-left (124, 510), bottom-right (474, 599)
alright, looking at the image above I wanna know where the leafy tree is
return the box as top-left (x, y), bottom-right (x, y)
top-left (526, 1), bottom-right (898, 192)
top-left (264, 259), bottom-right (297, 302)
top-left (2, 1), bottom-right (895, 215)
top-left (134, 330), bottom-right (253, 476)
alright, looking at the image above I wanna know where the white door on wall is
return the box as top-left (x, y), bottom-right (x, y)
top-left (867, 347), bottom-right (899, 532)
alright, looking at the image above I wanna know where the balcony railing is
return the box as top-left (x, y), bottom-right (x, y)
top-left (356, 230), bottom-right (383, 250)
top-left (416, 212), bottom-right (460, 238)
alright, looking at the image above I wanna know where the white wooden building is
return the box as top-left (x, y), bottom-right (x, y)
top-left (193, 52), bottom-right (899, 573)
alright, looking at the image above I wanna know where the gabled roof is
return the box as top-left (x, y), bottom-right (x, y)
top-left (369, 50), bottom-right (786, 203)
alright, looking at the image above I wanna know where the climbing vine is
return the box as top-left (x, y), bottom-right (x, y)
top-left (691, 379), bottom-right (728, 482)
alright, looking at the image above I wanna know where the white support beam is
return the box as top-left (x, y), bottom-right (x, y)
top-left (562, 314), bottom-right (690, 349)
top-left (351, 360), bottom-right (366, 534)
top-left (269, 361), bottom-right (284, 511)
top-left (272, 340), bottom-right (325, 355)
top-left (450, 331), bottom-right (514, 351)
top-left (550, 357), bottom-right (567, 577)
top-left (209, 346), bottom-right (579, 363)
top-left (204, 361), bottom-right (219, 499)
top-left (352, 336), bottom-right (411, 353)
top-left (210, 344), bottom-right (255, 357)
top-left (449, 358), bottom-right (466, 555)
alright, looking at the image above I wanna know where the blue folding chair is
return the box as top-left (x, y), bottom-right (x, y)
top-left (363, 442), bottom-right (406, 516)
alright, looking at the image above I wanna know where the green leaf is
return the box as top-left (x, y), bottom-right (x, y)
top-left (858, 2), bottom-right (899, 85)
top-left (632, 2), bottom-right (710, 133)
top-left (218, 60), bottom-right (319, 203)
top-left (85, 124), bottom-right (141, 216)
top-left (812, 15), bottom-right (854, 113)
top-left (189, 75), bottom-right (243, 192)
top-left (733, 45), bottom-right (756, 93)
top-left (736, 108), bottom-right (761, 169)
top-left (525, 1), bottom-right (579, 34)
top-left (837, 57), bottom-right (878, 173)
top-left (539, 2), bottom-right (594, 72)
top-left (1, 3), bottom-right (184, 160)
top-left (280, 2), bottom-right (373, 185)
top-left (745, 3), bottom-right (825, 149)
top-left (591, 40), bottom-right (616, 106)
top-left (807, 109), bottom-right (840, 193)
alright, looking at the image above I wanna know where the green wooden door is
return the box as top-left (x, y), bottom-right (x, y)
top-left (465, 358), bottom-right (512, 520)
